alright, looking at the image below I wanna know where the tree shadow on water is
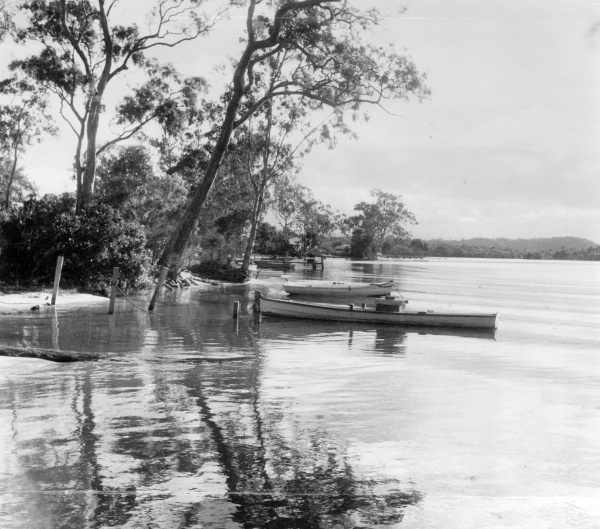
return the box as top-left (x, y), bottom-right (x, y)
top-left (183, 362), bottom-right (422, 529)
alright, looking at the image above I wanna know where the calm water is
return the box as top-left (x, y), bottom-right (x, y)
top-left (1, 258), bottom-right (599, 528)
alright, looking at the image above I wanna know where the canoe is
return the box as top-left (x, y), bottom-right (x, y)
top-left (282, 280), bottom-right (396, 297)
top-left (257, 295), bottom-right (497, 330)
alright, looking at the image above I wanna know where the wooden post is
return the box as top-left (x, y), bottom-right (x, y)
top-left (51, 308), bottom-right (59, 350)
top-left (148, 266), bottom-right (169, 312)
top-left (108, 267), bottom-right (119, 315)
top-left (253, 291), bottom-right (262, 314)
top-left (232, 300), bottom-right (240, 320)
top-left (50, 255), bottom-right (64, 306)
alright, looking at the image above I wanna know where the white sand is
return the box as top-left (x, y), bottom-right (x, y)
top-left (0, 291), bottom-right (108, 313)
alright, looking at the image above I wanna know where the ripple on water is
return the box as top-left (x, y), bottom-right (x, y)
top-left (1, 258), bottom-right (599, 528)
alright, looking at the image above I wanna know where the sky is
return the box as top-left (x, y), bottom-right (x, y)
top-left (3, 0), bottom-right (600, 242)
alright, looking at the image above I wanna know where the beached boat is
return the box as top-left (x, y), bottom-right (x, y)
top-left (282, 280), bottom-right (396, 297)
top-left (256, 294), bottom-right (497, 330)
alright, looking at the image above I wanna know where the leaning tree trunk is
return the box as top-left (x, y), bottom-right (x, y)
top-left (157, 44), bottom-right (255, 276)
top-left (241, 102), bottom-right (272, 275)
top-left (241, 192), bottom-right (264, 275)
top-left (74, 121), bottom-right (85, 212)
top-left (79, 95), bottom-right (102, 209)
top-left (3, 145), bottom-right (18, 208)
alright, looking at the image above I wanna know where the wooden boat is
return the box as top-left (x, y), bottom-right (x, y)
top-left (256, 294), bottom-right (497, 330)
top-left (282, 280), bottom-right (396, 297)
top-left (257, 318), bottom-right (496, 341)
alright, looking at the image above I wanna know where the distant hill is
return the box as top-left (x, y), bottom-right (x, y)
top-left (426, 237), bottom-right (598, 253)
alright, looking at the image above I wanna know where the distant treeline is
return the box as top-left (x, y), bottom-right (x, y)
top-left (377, 237), bottom-right (600, 261)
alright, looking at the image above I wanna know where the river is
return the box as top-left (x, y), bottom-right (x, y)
top-left (1, 257), bottom-right (599, 528)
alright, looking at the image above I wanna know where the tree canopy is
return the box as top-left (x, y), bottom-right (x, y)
top-left (158, 0), bottom-right (429, 272)
top-left (9, 0), bottom-right (218, 209)
top-left (0, 78), bottom-right (56, 208)
top-left (349, 189), bottom-right (416, 258)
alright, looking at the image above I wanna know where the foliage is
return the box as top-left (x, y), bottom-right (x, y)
top-left (254, 222), bottom-right (297, 256)
top-left (0, 194), bottom-right (150, 290)
top-left (188, 260), bottom-right (247, 283)
top-left (0, 162), bottom-right (36, 206)
top-left (381, 237), bottom-right (428, 258)
top-left (0, 0), bottom-right (13, 39)
top-left (349, 227), bottom-right (375, 259)
top-left (0, 78), bottom-right (56, 207)
top-left (158, 0), bottom-right (429, 270)
top-left (292, 188), bottom-right (341, 254)
top-left (10, 0), bottom-right (216, 207)
top-left (424, 240), bottom-right (600, 261)
top-left (349, 189), bottom-right (416, 258)
top-left (95, 145), bottom-right (188, 260)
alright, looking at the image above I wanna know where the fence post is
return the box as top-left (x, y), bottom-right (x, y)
top-left (108, 267), bottom-right (120, 315)
top-left (148, 266), bottom-right (169, 312)
top-left (50, 255), bottom-right (64, 306)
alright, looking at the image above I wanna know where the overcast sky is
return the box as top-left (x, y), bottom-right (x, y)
top-left (4, 0), bottom-right (600, 241)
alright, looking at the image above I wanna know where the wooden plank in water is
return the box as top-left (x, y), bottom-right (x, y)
top-left (0, 346), bottom-right (102, 363)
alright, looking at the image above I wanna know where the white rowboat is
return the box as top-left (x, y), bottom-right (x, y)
top-left (282, 280), bottom-right (396, 297)
top-left (257, 295), bottom-right (497, 330)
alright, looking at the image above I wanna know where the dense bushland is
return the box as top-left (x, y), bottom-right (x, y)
top-left (0, 195), bottom-right (150, 291)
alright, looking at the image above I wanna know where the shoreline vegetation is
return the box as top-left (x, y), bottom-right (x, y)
top-left (0, 3), bottom-right (597, 295)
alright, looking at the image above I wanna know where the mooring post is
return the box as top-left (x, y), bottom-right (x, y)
top-left (253, 291), bottom-right (262, 314)
top-left (232, 300), bottom-right (241, 319)
top-left (148, 266), bottom-right (169, 312)
top-left (108, 267), bottom-right (120, 315)
top-left (50, 255), bottom-right (64, 306)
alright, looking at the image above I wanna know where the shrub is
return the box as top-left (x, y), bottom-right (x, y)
top-left (188, 260), bottom-right (247, 283)
top-left (0, 194), bottom-right (150, 291)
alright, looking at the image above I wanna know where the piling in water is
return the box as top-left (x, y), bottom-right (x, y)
top-left (108, 267), bottom-right (120, 315)
top-left (51, 255), bottom-right (64, 306)
top-left (253, 291), bottom-right (262, 314)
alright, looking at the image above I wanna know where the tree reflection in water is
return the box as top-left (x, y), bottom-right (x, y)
top-left (1, 298), bottom-right (422, 528)
top-left (183, 343), bottom-right (421, 528)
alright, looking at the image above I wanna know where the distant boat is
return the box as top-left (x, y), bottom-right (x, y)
top-left (256, 295), bottom-right (497, 330)
top-left (282, 280), bottom-right (396, 297)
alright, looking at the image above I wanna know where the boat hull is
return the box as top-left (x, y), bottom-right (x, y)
top-left (283, 281), bottom-right (394, 297)
top-left (259, 297), bottom-right (497, 330)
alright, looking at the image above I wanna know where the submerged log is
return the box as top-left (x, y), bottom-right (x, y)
top-left (0, 346), bottom-right (102, 363)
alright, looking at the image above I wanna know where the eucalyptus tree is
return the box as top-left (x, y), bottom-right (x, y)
top-left (237, 65), bottom-right (354, 272)
top-left (0, 164), bottom-right (35, 209)
top-left (158, 0), bottom-right (429, 273)
top-left (10, 0), bottom-right (221, 209)
top-left (0, 79), bottom-right (56, 208)
top-left (0, 0), bottom-right (13, 40)
top-left (349, 189), bottom-right (416, 258)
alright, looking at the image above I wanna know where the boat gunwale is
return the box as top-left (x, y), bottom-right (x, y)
top-left (262, 296), bottom-right (498, 318)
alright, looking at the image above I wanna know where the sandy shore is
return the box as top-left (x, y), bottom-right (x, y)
top-left (0, 290), bottom-right (108, 314)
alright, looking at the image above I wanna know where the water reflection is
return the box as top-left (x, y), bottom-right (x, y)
top-left (184, 351), bottom-right (421, 528)
top-left (0, 292), bottom-right (422, 528)
top-left (255, 316), bottom-right (496, 344)
top-left (4, 258), bottom-right (597, 528)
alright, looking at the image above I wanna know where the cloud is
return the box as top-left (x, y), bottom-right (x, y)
top-left (586, 20), bottom-right (600, 47)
